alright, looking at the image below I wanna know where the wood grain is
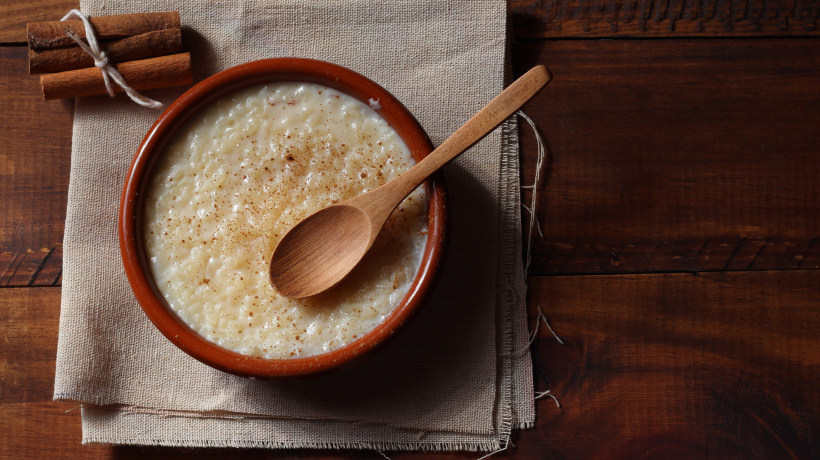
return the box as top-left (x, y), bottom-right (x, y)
top-left (508, 0), bottom-right (820, 37)
top-left (524, 271), bottom-right (820, 459)
top-left (2, 0), bottom-right (818, 43)
top-left (0, 0), bottom-right (77, 44)
top-left (0, 288), bottom-right (112, 459)
top-left (0, 46), bottom-right (69, 286)
top-left (515, 38), bottom-right (820, 275)
top-left (0, 244), bottom-right (62, 287)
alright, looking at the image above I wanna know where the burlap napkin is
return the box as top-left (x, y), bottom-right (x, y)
top-left (54, 0), bottom-right (533, 451)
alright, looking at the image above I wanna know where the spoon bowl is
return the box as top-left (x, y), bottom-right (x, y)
top-left (270, 204), bottom-right (373, 298)
top-left (270, 65), bottom-right (551, 298)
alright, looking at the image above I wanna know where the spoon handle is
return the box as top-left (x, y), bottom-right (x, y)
top-left (383, 65), bottom-right (551, 203)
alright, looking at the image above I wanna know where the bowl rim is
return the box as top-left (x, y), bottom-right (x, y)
top-left (119, 58), bottom-right (447, 378)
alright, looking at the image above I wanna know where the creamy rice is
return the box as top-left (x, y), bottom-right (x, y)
top-left (143, 82), bottom-right (427, 359)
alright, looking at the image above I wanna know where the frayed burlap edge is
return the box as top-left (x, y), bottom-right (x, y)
top-left (80, 405), bottom-right (504, 451)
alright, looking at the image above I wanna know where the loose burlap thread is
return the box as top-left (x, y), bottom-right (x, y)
top-left (54, 0), bottom-right (534, 450)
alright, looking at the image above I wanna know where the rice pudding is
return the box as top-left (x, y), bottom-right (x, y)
top-left (143, 82), bottom-right (427, 359)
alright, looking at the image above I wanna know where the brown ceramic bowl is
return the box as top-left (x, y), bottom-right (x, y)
top-left (119, 58), bottom-right (446, 378)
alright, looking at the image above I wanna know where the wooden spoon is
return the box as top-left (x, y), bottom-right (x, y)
top-left (270, 65), bottom-right (551, 298)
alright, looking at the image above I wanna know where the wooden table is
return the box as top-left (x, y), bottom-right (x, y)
top-left (2, 1), bottom-right (818, 458)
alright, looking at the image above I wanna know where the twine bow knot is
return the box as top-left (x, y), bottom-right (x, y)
top-left (93, 50), bottom-right (109, 69)
top-left (61, 9), bottom-right (163, 109)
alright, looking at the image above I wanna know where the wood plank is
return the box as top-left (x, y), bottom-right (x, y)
top-left (0, 287), bottom-right (112, 459)
top-left (0, 46), bottom-right (70, 286)
top-left (0, 287), bottom-right (62, 406)
top-left (524, 271), bottom-right (820, 458)
top-left (515, 38), bottom-right (820, 275)
top-left (4, 273), bottom-right (818, 458)
top-left (0, 0), bottom-right (77, 44)
top-left (2, 0), bottom-right (819, 43)
top-left (2, 23), bottom-right (819, 283)
top-left (1, 402), bottom-right (113, 459)
top-left (509, 0), bottom-right (820, 37)
top-left (0, 244), bottom-right (62, 287)
top-left (7, 38), bottom-right (818, 280)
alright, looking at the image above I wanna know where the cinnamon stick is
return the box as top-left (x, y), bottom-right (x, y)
top-left (27, 12), bottom-right (180, 51)
top-left (41, 53), bottom-right (193, 100)
top-left (29, 28), bottom-right (182, 74)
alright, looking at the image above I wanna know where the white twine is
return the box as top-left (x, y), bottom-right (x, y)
top-left (517, 110), bottom-right (546, 274)
top-left (64, 405), bottom-right (81, 413)
top-left (60, 9), bottom-right (163, 109)
top-left (533, 305), bottom-right (565, 346)
top-left (531, 305), bottom-right (564, 410)
top-left (535, 389), bottom-right (561, 408)
top-left (513, 113), bottom-right (565, 412)
top-left (475, 431), bottom-right (512, 460)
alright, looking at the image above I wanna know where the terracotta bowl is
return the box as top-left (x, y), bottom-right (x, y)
top-left (119, 58), bottom-right (447, 378)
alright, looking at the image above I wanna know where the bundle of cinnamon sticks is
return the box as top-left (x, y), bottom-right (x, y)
top-left (28, 11), bottom-right (193, 100)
